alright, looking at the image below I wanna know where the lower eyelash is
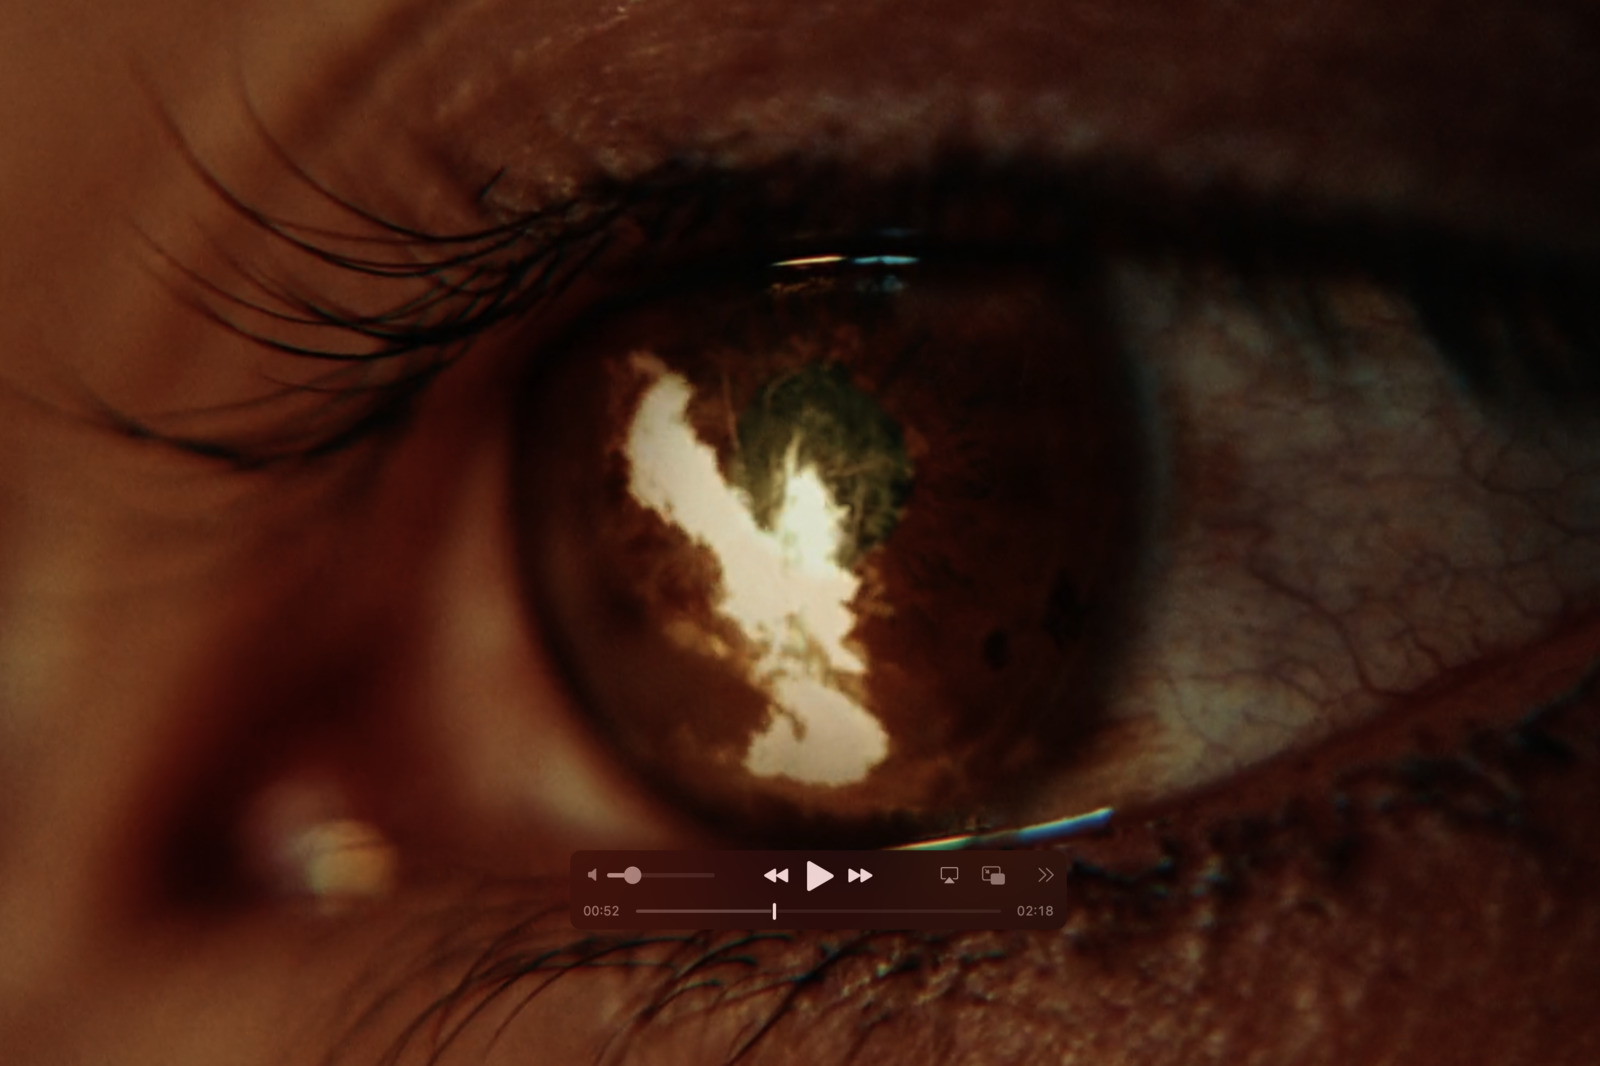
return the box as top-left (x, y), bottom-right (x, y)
top-left (314, 666), bottom-right (1600, 1066)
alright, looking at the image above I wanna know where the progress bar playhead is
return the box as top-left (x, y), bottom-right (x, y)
top-left (571, 851), bottom-right (1066, 930)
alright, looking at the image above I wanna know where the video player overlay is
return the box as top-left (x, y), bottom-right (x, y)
top-left (571, 851), bottom-right (1067, 930)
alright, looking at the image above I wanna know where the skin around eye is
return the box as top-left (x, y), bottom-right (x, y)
top-left (0, 0), bottom-right (1598, 1065)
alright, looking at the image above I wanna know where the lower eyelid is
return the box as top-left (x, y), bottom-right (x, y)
top-left (325, 655), bottom-right (1600, 1066)
top-left (102, 660), bottom-right (1600, 1066)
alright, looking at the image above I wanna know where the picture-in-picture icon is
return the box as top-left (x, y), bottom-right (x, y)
top-left (981, 866), bottom-right (1005, 885)
top-left (940, 866), bottom-right (959, 884)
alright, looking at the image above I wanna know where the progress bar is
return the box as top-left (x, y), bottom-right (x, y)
top-left (635, 907), bottom-right (1007, 916)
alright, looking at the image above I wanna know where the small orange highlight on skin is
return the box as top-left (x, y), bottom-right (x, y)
top-left (623, 353), bottom-right (889, 786)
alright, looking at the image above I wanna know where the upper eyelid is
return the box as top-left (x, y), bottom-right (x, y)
top-left (137, 143), bottom-right (1600, 468)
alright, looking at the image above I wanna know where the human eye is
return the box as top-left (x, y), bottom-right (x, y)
top-left (473, 165), bottom-right (1600, 858)
top-left (3, 0), bottom-right (1598, 1064)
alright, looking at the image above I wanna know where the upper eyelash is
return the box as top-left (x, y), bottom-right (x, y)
top-left (128, 106), bottom-right (1600, 468)
top-left (119, 102), bottom-right (636, 467)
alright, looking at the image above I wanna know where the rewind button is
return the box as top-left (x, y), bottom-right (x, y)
top-left (764, 868), bottom-right (790, 883)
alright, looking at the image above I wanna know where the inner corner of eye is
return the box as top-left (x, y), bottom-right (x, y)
top-left (511, 263), bottom-right (1152, 845)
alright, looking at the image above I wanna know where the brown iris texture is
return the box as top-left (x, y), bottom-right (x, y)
top-left (516, 259), bottom-right (1152, 845)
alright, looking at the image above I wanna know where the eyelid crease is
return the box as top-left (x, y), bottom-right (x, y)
top-left (142, 122), bottom-right (1600, 467)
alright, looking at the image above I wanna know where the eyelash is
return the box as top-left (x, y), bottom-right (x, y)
top-left (132, 123), bottom-right (1600, 469)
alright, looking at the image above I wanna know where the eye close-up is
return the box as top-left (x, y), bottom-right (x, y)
top-left (2, 0), bottom-right (1600, 1064)
top-left (481, 166), bottom-right (1600, 860)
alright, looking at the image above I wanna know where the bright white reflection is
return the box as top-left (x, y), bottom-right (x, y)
top-left (623, 353), bottom-right (889, 786)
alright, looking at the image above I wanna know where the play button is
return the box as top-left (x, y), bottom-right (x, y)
top-left (806, 861), bottom-right (834, 891)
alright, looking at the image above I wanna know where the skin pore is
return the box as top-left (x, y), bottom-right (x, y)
top-left (1, 0), bottom-right (1598, 1062)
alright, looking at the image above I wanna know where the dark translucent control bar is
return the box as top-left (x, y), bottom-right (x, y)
top-left (571, 851), bottom-right (1066, 930)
